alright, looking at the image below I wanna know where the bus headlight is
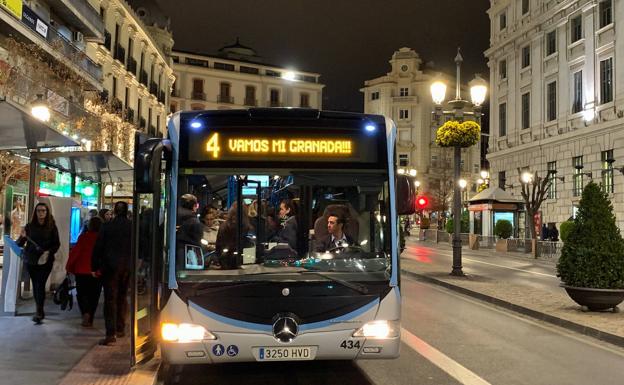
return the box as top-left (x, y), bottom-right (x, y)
top-left (161, 323), bottom-right (216, 342)
top-left (352, 320), bottom-right (399, 339)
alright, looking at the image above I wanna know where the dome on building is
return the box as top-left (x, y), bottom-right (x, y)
top-left (217, 38), bottom-right (263, 63)
top-left (126, 0), bottom-right (171, 31)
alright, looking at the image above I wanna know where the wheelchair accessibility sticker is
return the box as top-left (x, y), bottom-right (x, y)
top-left (226, 345), bottom-right (239, 357)
top-left (212, 344), bottom-right (225, 356)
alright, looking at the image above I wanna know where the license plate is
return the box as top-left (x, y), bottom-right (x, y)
top-left (254, 346), bottom-right (316, 361)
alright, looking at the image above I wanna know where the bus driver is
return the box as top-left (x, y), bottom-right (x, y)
top-left (314, 214), bottom-right (354, 252)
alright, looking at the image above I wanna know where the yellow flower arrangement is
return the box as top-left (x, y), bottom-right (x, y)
top-left (435, 120), bottom-right (481, 148)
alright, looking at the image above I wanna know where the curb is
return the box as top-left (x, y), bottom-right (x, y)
top-left (401, 269), bottom-right (624, 350)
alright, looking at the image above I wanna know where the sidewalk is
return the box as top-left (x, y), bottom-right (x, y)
top-left (401, 237), bottom-right (624, 348)
top-left (0, 293), bottom-right (159, 385)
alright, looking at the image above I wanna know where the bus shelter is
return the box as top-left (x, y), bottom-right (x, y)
top-left (468, 186), bottom-right (523, 239)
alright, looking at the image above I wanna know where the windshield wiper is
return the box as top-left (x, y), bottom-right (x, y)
top-left (299, 271), bottom-right (369, 295)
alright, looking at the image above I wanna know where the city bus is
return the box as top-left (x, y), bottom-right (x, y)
top-left (131, 108), bottom-right (416, 367)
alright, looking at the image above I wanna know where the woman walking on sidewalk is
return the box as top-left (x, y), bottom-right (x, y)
top-left (17, 202), bottom-right (61, 325)
top-left (66, 216), bottom-right (102, 327)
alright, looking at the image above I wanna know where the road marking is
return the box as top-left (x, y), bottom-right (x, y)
top-left (463, 258), bottom-right (557, 278)
top-left (401, 327), bottom-right (492, 385)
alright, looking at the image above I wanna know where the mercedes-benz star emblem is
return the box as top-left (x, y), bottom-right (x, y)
top-left (272, 316), bottom-right (299, 343)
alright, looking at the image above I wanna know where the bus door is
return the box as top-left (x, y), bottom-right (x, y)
top-left (132, 134), bottom-right (170, 365)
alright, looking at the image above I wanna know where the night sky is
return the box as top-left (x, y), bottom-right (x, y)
top-left (159, 0), bottom-right (491, 112)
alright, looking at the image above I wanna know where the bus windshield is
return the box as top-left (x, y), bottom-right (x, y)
top-left (174, 170), bottom-right (391, 283)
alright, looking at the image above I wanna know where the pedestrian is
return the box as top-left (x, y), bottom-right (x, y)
top-left (81, 209), bottom-right (99, 234)
top-left (16, 202), bottom-right (61, 325)
top-left (92, 201), bottom-right (132, 345)
top-left (549, 223), bottom-right (559, 242)
top-left (66, 216), bottom-right (102, 327)
top-left (98, 208), bottom-right (112, 222)
top-left (541, 223), bottom-right (548, 241)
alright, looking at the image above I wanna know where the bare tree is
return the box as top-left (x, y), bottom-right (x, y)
top-left (517, 168), bottom-right (551, 239)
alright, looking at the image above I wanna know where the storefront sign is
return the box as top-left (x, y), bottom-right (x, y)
top-left (0, 0), bottom-right (22, 19)
top-left (21, 5), bottom-right (48, 39)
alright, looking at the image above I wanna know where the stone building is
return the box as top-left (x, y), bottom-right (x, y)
top-left (485, 0), bottom-right (624, 231)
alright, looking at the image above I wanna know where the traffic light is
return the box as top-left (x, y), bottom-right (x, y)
top-left (415, 196), bottom-right (429, 210)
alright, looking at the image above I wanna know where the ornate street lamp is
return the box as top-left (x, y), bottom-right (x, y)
top-left (430, 48), bottom-right (487, 276)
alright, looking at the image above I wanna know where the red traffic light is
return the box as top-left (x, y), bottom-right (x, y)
top-left (416, 196), bottom-right (428, 210)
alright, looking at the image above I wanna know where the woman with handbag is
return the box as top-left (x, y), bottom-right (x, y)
top-left (17, 202), bottom-right (61, 325)
top-left (66, 216), bottom-right (102, 327)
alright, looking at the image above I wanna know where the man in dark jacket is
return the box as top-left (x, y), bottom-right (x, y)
top-left (92, 201), bottom-right (132, 345)
top-left (314, 214), bottom-right (354, 252)
top-left (176, 194), bottom-right (203, 268)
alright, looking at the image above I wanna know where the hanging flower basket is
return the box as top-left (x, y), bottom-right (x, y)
top-left (435, 120), bottom-right (481, 148)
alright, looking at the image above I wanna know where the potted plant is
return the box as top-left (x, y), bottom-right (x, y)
top-left (494, 219), bottom-right (512, 252)
top-left (557, 182), bottom-right (624, 312)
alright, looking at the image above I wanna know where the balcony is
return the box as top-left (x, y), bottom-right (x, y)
top-left (149, 82), bottom-right (158, 96)
top-left (158, 91), bottom-right (166, 104)
top-left (244, 98), bottom-right (257, 106)
top-left (124, 108), bottom-right (135, 123)
top-left (111, 98), bottom-right (123, 114)
top-left (46, 0), bottom-right (104, 39)
top-left (114, 44), bottom-right (126, 64)
top-left (103, 31), bottom-right (111, 51)
top-left (126, 57), bottom-right (137, 75)
top-left (139, 70), bottom-right (148, 86)
top-left (45, 25), bottom-right (103, 82)
top-left (192, 92), bottom-right (206, 101)
top-left (217, 94), bottom-right (234, 104)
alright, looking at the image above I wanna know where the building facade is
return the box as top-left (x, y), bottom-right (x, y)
top-left (362, 48), bottom-right (482, 210)
top-left (485, 0), bottom-right (624, 230)
top-left (87, 0), bottom-right (174, 139)
top-left (170, 42), bottom-right (323, 112)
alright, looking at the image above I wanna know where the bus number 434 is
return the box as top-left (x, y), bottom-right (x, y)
top-left (340, 340), bottom-right (361, 349)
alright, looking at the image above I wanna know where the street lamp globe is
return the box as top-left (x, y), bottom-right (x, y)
top-left (408, 169), bottom-right (417, 177)
top-left (458, 178), bottom-right (467, 189)
top-left (31, 94), bottom-right (50, 122)
top-left (480, 169), bottom-right (490, 179)
top-left (521, 171), bottom-right (533, 184)
top-left (414, 180), bottom-right (421, 188)
top-left (477, 178), bottom-right (484, 185)
top-left (469, 74), bottom-right (488, 106)
top-left (397, 168), bottom-right (406, 175)
top-left (430, 81), bottom-right (447, 105)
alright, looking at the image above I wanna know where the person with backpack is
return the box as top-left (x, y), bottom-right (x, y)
top-left (66, 216), bottom-right (102, 327)
top-left (16, 202), bottom-right (60, 325)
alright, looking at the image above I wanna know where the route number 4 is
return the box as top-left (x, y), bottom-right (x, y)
top-left (206, 133), bottom-right (220, 158)
top-left (340, 340), bottom-right (361, 349)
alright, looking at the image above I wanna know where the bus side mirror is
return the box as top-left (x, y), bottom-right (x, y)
top-left (135, 136), bottom-right (169, 193)
top-left (396, 175), bottom-right (416, 215)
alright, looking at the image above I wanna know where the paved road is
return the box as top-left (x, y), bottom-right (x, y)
top-left (164, 273), bottom-right (624, 385)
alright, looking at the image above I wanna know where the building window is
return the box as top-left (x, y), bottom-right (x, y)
top-left (220, 82), bottom-right (231, 97)
top-left (399, 87), bottom-right (409, 97)
top-left (521, 92), bottom-right (530, 129)
top-left (602, 150), bottom-right (614, 193)
top-left (371, 91), bottom-right (380, 100)
top-left (572, 71), bottom-right (583, 113)
top-left (522, 0), bottom-right (529, 15)
top-left (300, 93), bottom-right (310, 108)
top-left (192, 79), bottom-right (204, 100)
top-left (600, 57), bottom-right (613, 104)
top-left (547, 161), bottom-right (557, 199)
top-left (498, 171), bottom-right (506, 190)
top-left (521, 46), bottom-right (530, 68)
top-left (573, 156), bottom-right (583, 197)
top-left (546, 30), bottom-right (557, 56)
top-left (214, 62), bottom-right (235, 71)
top-left (398, 154), bottom-right (409, 167)
top-left (245, 86), bottom-right (256, 106)
top-left (240, 66), bottom-right (259, 74)
top-left (599, 0), bottom-right (613, 29)
top-left (499, 59), bottom-right (507, 80)
top-left (499, 11), bottom-right (507, 30)
top-left (499, 103), bottom-right (507, 136)
top-left (266, 69), bottom-right (281, 77)
top-left (112, 76), bottom-right (117, 99)
top-left (547, 81), bottom-right (557, 121)
top-left (571, 15), bottom-right (582, 43)
top-left (270, 89), bottom-right (280, 107)
top-left (399, 109), bottom-right (409, 120)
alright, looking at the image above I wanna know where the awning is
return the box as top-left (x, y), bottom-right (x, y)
top-left (31, 151), bottom-right (133, 183)
top-left (0, 99), bottom-right (79, 150)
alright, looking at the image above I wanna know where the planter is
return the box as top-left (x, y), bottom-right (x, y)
top-left (561, 285), bottom-right (624, 312)
top-left (495, 239), bottom-right (509, 252)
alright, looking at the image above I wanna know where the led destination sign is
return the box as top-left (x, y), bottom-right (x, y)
top-left (185, 127), bottom-right (379, 164)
